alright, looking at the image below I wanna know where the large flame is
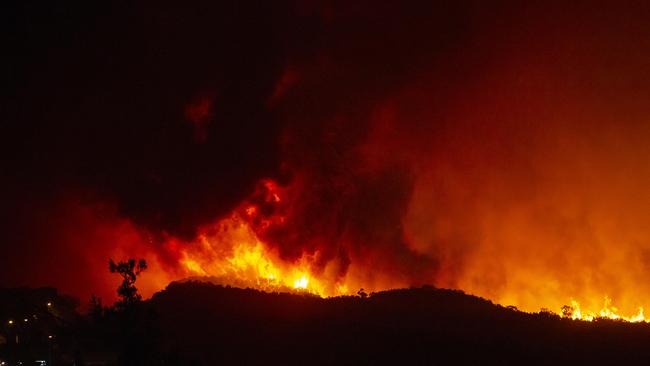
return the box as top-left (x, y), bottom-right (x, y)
top-left (174, 214), bottom-right (650, 322)
top-left (10, 2), bottom-right (650, 327)
top-left (155, 178), bottom-right (649, 323)
top-left (179, 215), bottom-right (335, 296)
top-left (173, 180), bottom-right (359, 297)
top-left (179, 220), bottom-right (650, 322)
top-left (561, 298), bottom-right (646, 323)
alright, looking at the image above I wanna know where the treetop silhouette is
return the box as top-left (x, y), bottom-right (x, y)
top-left (109, 258), bottom-right (147, 310)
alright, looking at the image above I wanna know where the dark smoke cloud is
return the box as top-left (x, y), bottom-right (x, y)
top-left (2, 1), bottom-right (309, 239)
top-left (1, 1), bottom-right (474, 292)
top-left (5, 0), bottom-right (650, 307)
top-left (240, 1), bottom-right (477, 283)
top-left (2, 0), bottom-right (313, 296)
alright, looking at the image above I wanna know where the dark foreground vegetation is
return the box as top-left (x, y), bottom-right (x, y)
top-left (4, 281), bottom-right (650, 365)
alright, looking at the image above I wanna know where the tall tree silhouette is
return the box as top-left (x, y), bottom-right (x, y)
top-left (109, 259), bottom-right (147, 310)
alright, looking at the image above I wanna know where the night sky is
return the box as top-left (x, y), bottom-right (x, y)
top-left (4, 1), bottom-right (650, 313)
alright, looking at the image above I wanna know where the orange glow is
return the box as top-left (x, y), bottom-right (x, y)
top-left (177, 213), bottom-right (338, 296)
top-left (165, 177), bottom-right (416, 298)
top-left (173, 214), bottom-right (650, 323)
top-left (244, 205), bottom-right (257, 217)
top-left (160, 175), bottom-right (650, 324)
top-left (10, 1), bottom-right (650, 332)
top-left (559, 298), bottom-right (647, 323)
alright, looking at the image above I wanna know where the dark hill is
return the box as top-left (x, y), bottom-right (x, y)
top-left (145, 282), bottom-right (650, 365)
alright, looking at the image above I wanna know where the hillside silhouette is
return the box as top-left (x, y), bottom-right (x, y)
top-left (4, 282), bottom-right (650, 365)
top-left (146, 281), bottom-right (650, 365)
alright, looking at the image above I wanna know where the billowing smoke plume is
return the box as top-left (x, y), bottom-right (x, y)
top-left (4, 1), bottom-right (650, 313)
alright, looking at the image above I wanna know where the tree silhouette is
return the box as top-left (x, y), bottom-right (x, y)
top-left (357, 288), bottom-right (368, 299)
top-left (109, 258), bottom-right (147, 310)
top-left (561, 305), bottom-right (575, 318)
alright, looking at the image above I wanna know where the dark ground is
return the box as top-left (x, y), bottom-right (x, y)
top-left (149, 283), bottom-right (650, 365)
top-left (3, 282), bottom-right (650, 365)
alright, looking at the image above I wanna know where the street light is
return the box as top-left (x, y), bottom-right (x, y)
top-left (48, 335), bottom-right (54, 366)
top-left (7, 320), bottom-right (13, 325)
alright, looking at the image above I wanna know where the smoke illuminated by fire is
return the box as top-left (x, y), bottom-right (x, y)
top-left (8, 1), bottom-right (650, 327)
top-left (133, 176), bottom-right (650, 323)
top-left (171, 210), bottom-right (650, 322)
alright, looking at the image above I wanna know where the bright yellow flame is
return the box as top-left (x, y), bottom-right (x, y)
top-left (560, 297), bottom-right (647, 323)
top-left (293, 275), bottom-right (309, 289)
top-left (182, 258), bottom-right (207, 275)
top-left (177, 214), bottom-right (650, 322)
top-left (227, 241), bottom-right (281, 281)
top-left (177, 214), bottom-right (355, 297)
